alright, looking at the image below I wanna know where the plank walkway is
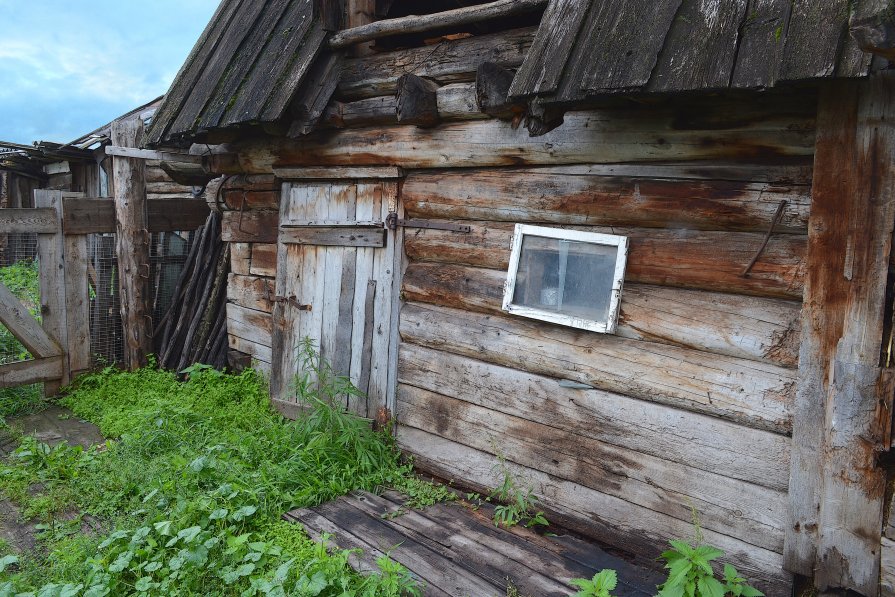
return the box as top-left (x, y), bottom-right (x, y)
top-left (285, 490), bottom-right (664, 596)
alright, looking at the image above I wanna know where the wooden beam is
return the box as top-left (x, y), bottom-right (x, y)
top-left (0, 281), bottom-right (60, 359)
top-left (785, 74), bottom-right (895, 594)
top-left (104, 145), bottom-right (204, 164)
top-left (34, 189), bottom-right (68, 394)
top-left (475, 62), bottom-right (518, 118)
top-left (112, 118), bottom-right (152, 370)
top-left (0, 356), bottom-right (63, 388)
top-left (0, 208), bottom-right (57, 234)
top-left (273, 166), bottom-right (404, 180)
top-left (396, 74), bottom-right (441, 128)
top-left (280, 224), bottom-right (386, 247)
top-left (63, 198), bottom-right (210, 234)
top-left (329, 0), bottom-right (547, 49)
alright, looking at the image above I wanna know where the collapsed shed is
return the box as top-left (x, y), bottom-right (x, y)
top-left (141, 0), bottom-right (895, 594)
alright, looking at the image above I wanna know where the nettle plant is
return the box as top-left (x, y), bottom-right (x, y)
top-left (489, 454), bottom-right (548, 529)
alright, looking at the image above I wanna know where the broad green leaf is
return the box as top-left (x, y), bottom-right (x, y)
top-left (0, 555), bottom-right (18, 573)
top-left (697, 576), bottom-right (725, 597)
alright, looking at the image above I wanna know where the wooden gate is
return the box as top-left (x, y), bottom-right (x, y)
top-left (270, 173), bottom-right (402, 419)
top-left (0, 190), bottom-right (90, 395)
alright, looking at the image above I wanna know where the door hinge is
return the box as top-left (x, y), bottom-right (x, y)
top-left (385, 213), bottom-right (470, 233)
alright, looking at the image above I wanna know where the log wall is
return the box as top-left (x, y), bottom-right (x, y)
top-left (213, 28), bottom-right (824, 595)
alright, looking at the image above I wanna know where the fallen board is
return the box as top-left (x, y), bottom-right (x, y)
top-left (285, 491), bottom-right (664, 596)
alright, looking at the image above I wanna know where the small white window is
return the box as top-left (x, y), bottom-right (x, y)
top-left (502, 224), bottom-right (628, 333)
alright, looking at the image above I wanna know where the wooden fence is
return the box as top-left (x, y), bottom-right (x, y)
top-left (0, 190), bottom-right (208, 395)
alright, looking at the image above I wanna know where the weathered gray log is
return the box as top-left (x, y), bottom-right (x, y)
top-left (159, 161), bottom-right (214, 186)
top-left (399, 302), bottom-right (795, 434)
top-left (329, 0), bottom-right (547, 49)
top-left (112, 118), bottom-right (152, 370)
top-left (395, 74), bottom-right (441, 128)
top-left (401, 262), bottom-right (800, 368)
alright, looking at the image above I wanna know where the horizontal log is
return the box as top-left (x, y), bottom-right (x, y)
top-left (403, 168), bottom-right (811, 233)
top-left (398, 344), bottom-right (791, 490)
top-left (227, 334), bottom-right (272, 364)
top-left (323, 84), bottom-right (488, 130)
top-left (338, 27), bottom-right (536, 99)
top-left (0, 356), bottom-right (63, 388)
top-left (105, 146), bottom-right (203, 164)
top-left (235, 108), bottom-right (815, 172)
top-left (249, 243), bottom-right (277, 277)
top-left (398, 383), bottom-right (785, 552)
top-left (227, 274), bottom-right (275, 313)
top-left (145, 192), bottom-right (197, 201)
top-left (329, 0), bottom-right (547, 49)
top-left (404, 221), bottom-right (806, 300)
top-left (0, 208), bottom-right (57, 234)
top-left (220, 190), bottom-right (281, 211)
top-left (0, 281), bottom-right (60, 359)
top-left (145, 166), bottom-right (173, 184)
top-left (63, 198), bottom-right (210, 234)
top-left (225, 303), bottom-right (272, 348)
top-left (221, 210), bottom-right (278, 243)
top-left (402, 263), bottom-right (800, 367)
top-left (272, 166), bottom-right (404, 180)
top-left (399, 302), bottom-right (795, 433)
top-left (397, 427), bottom-right (792, 596)
top-left (279, 225), bottom-right (386, 247)
top-left (146, 181), bottom-right (195, 195)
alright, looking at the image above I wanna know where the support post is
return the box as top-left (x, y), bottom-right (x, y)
top-left (112, 117), bottom-right (152, 370)
top-left (785, 72), bottom-right (895, 595)
top-left (34, 189), bottom-right (68, 394)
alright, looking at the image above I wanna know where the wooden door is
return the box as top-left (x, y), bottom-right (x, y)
top-left (270, 180), bottom-right (399, 419)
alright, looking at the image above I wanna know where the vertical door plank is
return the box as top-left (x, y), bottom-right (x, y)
top-left (386, 182), bottom-right (404, 419)
top-left (320, 184), bottom-right (354, 369)
top-left (369, 183), bottom-right (396, 416)
top-left (333, 189), bottom-right (359, 386)
top-left (301, 184), bottom-right (330, 384)
top-left (349, 184), bottom-right (378, 415)
top-left (64, 231), bottom-right (90, 378)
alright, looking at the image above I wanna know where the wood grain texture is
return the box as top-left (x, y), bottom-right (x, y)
top-left (398, 427), bottom-right (793, 596)
top-left (235, 107), bottom-right (815, 172)
top-left (0, 281), bottom-right (60, 359)
top-left (731, 0), bottom-right (792, 88)
top-left (402, 262), bottom-right (800, 367)
top-left (403, 167), bottom-right (811, 233)
top-left (230, 243), bottom-right (252, 275)
top-left (221, 210), bottom-right (278, 243)
top-left (0, 208), bottom-right (57, 234)
top-left (0, 357), bottom-right (63, 388)
top-left (35, 190), bottom-right (68, 394)
top-left (227, 274), bottom-right (275, 313)
top-left (249, 243), bottom-right (277, 277)
top-left (337, 27), bottom-right (536, 99)
top-left (400, 302), bottom-right (795, 433)
top-left (779, 0), bottom-right (849, 81)
top-left (397, 383), bottom-right (786, 552)
top-left (404, 221), bottom-right (806, 299)
top-left (63, 198), bottom-right (210, 234)
top-left (112, 118), bottom-right (152, 370)
top-left (398, 344), bottom-right (791, 490)
top-left (648, 0), bottom-right (749, 93)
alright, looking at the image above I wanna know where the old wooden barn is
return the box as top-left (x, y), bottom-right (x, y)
top-left (129, 0), bottom-right (895, 594)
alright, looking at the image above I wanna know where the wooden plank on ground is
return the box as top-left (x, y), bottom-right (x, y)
top-left (402, 263), bottom-right (801, 367)
top-left (0, 357), bottom-right (63, 388)
top-left (0, 208), bottom-right (57, 234)
top-left (397, 344), bottom-right (791, 491)
top-left (397, 427), bottom-right (793, 596)
top-left (0, 281), bottom-right (59, 358)
top-left (400, 302), bottom-right (795, 434)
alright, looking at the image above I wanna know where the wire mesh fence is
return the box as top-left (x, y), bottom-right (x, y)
top-left (0, 233), bottom-right (42, 414)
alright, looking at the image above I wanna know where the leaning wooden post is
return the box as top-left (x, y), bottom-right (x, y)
top-left (785, 73), bottom-right (895, 595)
top-left (111, 117), bottom-right (152, 370)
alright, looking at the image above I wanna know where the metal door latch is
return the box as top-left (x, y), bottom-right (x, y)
top-left (385, 213), bottom-right (470, 233)
top-left (274, 295), bottom-right (312, 311)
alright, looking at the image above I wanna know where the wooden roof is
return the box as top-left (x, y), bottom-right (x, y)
top-left (146, 0), bottom-right (327, 147)
top-left (509, 0), bottom-right (891, 102)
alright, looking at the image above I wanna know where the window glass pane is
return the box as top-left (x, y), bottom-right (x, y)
top-left (512, 234), bottom-right (618, 324)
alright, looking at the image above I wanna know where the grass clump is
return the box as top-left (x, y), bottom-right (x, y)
top-left (0, 345), bottom-right (430, 595)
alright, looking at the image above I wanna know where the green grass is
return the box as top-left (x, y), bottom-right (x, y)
top-left (0, 349), bottom-right (441, 595)
top-left (0, 259), bottom-right (45, 418)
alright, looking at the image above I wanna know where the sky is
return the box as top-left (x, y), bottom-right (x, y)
top-left (0, 0), bottom-right (220, 144)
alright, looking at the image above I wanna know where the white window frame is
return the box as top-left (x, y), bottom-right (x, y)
top-left (502, 224), bottom-right (629, 334)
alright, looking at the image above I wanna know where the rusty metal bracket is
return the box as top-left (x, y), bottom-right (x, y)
top-left (274, 295), bottom-right (312, 311)
top-left (385, 213), bottom-right (470, 233)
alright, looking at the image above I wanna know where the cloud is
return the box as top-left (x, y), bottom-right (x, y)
top-left (0, 0), bottom-right (219, 143)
